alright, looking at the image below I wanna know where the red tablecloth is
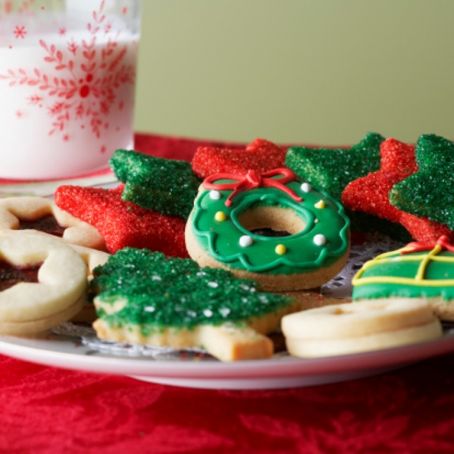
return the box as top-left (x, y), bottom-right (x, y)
top-left (1, 133), bottom-right (453, 453)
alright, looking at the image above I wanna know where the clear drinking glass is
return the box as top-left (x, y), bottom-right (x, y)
top-left (0, 0), bottom-right (140, 179)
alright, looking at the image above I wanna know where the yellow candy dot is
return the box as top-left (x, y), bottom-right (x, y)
top-left (214, 211), bottom-right (227, 222)
top-left (315, 200), bottom-right (326, 209)
top-left (275, 244), bottom-right (287, 255)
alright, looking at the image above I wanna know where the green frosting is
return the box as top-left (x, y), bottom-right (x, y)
top-left (110, 149), bottom-right (200, 219)
top-left (91, 248), bottom-right (291, 333)
top-left (390, 134), bottom-right (454, 230)
top-left (191, 179), bottom-right (350, 275)
top-left (353, 249), bottom-right (454, 301)
top-left (285, 132), bottom-right (384, 200)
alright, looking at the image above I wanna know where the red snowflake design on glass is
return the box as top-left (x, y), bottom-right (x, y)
top-left (13, 25), bottom-right (26, 38)
top-left (0, 0), bottom-right (139, 179)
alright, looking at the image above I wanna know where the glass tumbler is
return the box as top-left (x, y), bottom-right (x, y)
top-left (0, 0), bottom-right (140, 179)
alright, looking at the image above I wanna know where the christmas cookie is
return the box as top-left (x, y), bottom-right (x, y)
top-left (54, 185), bottom-right (188, 257)
top-left (91, 248), bottom-right (303, 361)
top-left (285, 132), bottom-right (384, 200)
top-left (390, 134), bottom-right (454, 230)
top-left (0, 196), bottom-right (105, 250)
top-left (0, 230), bottom-right (110, 325)
top-left (25, 230), bottom-right (110, 277)
top-left (282, 299), bottom-right (442, 357)
top-left (111, 149), bottom-right (200, 219)
top-left (342, 138), bottom-right (453, 242)
top-left (352, 236), bottom-right (454, 320)
top-left (0, 230), bottom-right (87, 335)
top-left (192, 138), bottom-right (286, 179)
top-left (186, 168), bottom-right (350, 291)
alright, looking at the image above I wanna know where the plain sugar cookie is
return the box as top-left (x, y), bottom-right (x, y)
top-left (0, 196), bottom-right (105, 250)
top-left (0, 230), bottom-right (87, 335)
top-left (282, 299), bottom-right (442, 357)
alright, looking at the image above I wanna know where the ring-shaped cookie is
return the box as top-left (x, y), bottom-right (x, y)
top-left (0, 196), bottom-right (105, 250)
top-left (186, 168), bottom-right (350, 291)
top-left (0, 230), bottom-right (87, 323)
top-left (25, 229), bottom-right (110, 277)
top-left (0, 296), bottom-right (85, 335)
top-left (282, 299), bottom-right (442, 357)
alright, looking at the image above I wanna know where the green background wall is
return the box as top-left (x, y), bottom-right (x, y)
top-left (135, 0), bottom-right (454, 145)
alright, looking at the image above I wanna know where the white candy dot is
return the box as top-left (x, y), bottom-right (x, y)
top-left (239, 235), bottom-right (253, 247)
top-left (219, 307), bottom-right (231, 317)
top-left (203, 309), bottom-right (214, 317)
top-left (208, 281), bottom-right (219, 288)
top-left (301, 182), bottom-right (312, 193)
top-left (313, 234), bottom-right (327, 246)
top-left (144, 306), bottom-right (156, 313)
top-left (209, 190), bottom-right (221, 200)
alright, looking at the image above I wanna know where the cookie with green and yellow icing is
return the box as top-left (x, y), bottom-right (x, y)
top-left (186, 168), bottom-right (350, 291)
top-left (352, 236), bottom-right (454, 321)
top-left (91, 248), bottom-right (302, 361)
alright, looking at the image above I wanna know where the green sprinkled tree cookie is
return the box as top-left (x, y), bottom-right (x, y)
top-left (91, 248), bottom-right (301, 361)
top-left (285, 132), bottom-right (385, 200)
top-left (390, 134), bottom-right (454, 230)
top-left (110, 149), bottom-right (200, 219)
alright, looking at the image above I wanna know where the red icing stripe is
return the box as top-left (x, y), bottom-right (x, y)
top-left (203, 168), bottom-right (302, 207)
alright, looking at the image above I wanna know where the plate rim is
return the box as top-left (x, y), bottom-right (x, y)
top-left (0, 330), bottom-right (453, 380)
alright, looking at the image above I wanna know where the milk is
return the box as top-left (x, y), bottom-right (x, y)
top-left (0, 4), bottom-right (139, 179)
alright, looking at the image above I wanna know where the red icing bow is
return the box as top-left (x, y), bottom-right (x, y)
top-left (401, 235), bottom-right (454, 254)
top-left (203, 168), bottom-right (302, 207)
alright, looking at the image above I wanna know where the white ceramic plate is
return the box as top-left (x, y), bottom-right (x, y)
top-left (0, 322), bottom-right (452, 389)
top-left (1, 236), bottom-right (452, 390)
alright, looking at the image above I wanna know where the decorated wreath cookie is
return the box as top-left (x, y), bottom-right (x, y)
top-left (282, 299), bottom-right (442, 357)
top-left (0, 196), bottom-right (105, 250)
top-left (91, 248), bottom-right (303, 361)
top-left (0, 230), bottom-right (88, 335)
top-left (352, 236), bottom-right (454, 321)
top-left (185, 168), bottom-right (350, 291)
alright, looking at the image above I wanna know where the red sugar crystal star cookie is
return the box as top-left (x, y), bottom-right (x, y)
top-left (192, 138), bottom-right (286, 178)
top-left (342, 138), bottom-right (453, 242)
top-left (55, 186), bottom-right (188, 257)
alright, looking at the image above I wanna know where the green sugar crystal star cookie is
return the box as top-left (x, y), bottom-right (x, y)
top-left (91, 248), bottom-right (290, 332)
top-left (390, 134), bottom-right (454, 230)
top-left (285, 132), bottom-right (385, 200)
top-left (110, 149), bottom-right (200, 219)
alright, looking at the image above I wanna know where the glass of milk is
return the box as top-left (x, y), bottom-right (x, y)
top-left (0, 0), bottom-right (140, 179)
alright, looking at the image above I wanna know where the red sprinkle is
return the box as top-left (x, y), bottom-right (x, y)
top-left (55, 185), bottom-right (188, 257)
top-left (192, 138), bottom-right (286, 178)
top-left (342, 138), bottom-right (453, 242)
